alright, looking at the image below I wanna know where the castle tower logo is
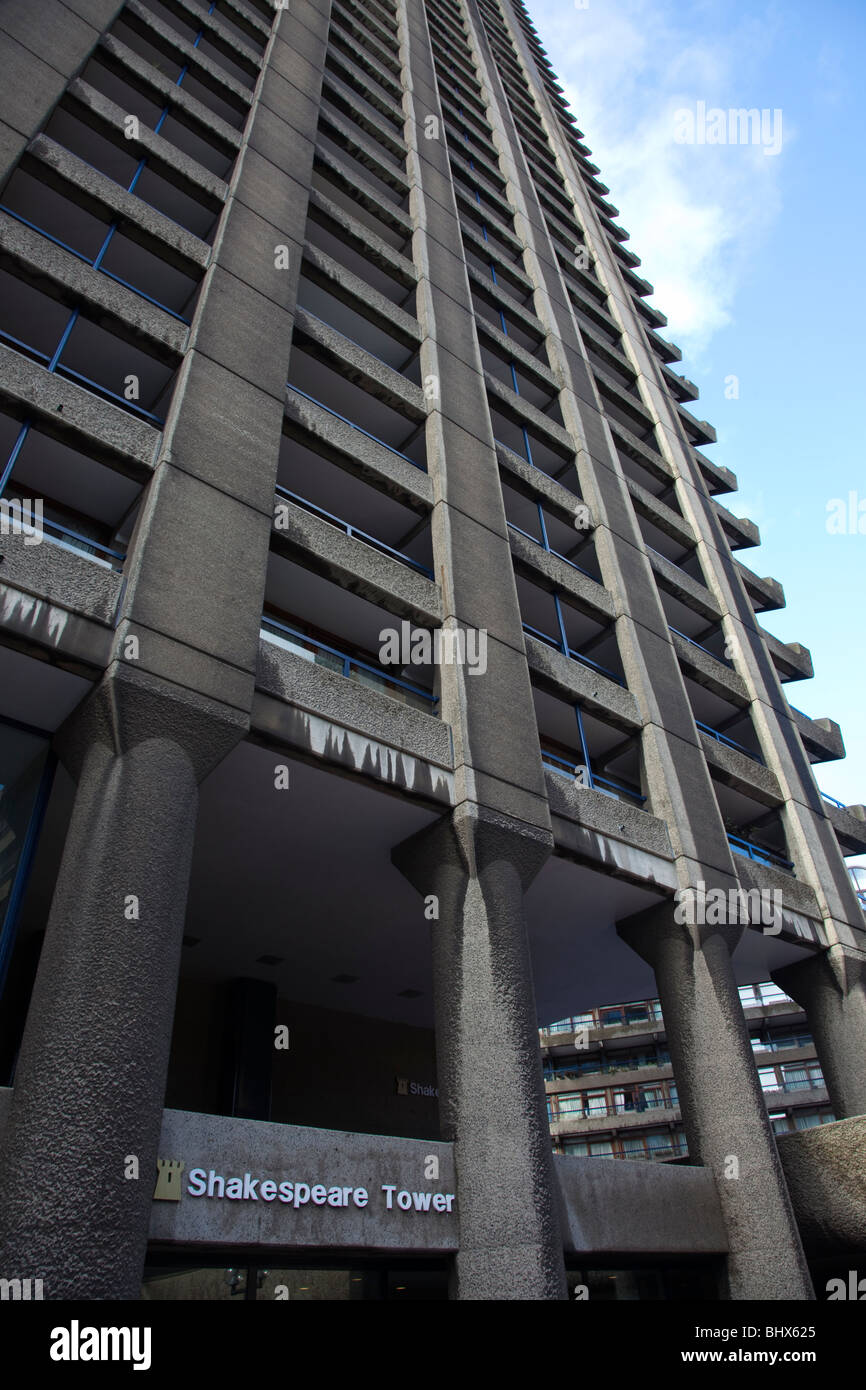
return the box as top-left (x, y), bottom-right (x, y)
top-left (153, 1159), bottom-right (185, 1202)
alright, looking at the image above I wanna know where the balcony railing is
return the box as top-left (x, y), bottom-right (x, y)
top-left (695, 719), bottom-right (765, 764)
top-left (556, 1094), bottom-right (676, 1121)
top-left (0, 204), bottom-right (193, 324)
top-left (506, 520), bottom-right (594, 581)
top-left (760, 1077), bottom-right (825, 1097)
top-left (522, 620), bottom-right (625, 686)
top-left (820, 790), bottom-right (846, 810)
top-left (0, 325), bottom-right (165, 425)
top-left (260, 614), bottom-right (437, 713)
top-left (668, 623), bottom-right (734, 668)
top-left (287, 385), bottom-right (425, 470)
top-left (540, 747), bottom-right (645, 807)
top-left (275, 485), bottom-right (433, 577)
top-left (540, 1002), bottom-right (663, 1036)
top-left (544, 1052), bottom-right (669, 1081)
top-left (40, 518), bottom-right (126, 571)
top-left (727, 833), bottom-right (794, 873)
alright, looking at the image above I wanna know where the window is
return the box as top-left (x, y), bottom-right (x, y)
top-left (585, 1090), bottom-right (607, 1117)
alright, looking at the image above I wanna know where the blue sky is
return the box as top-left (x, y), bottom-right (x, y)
top-left (525, 0), bottom-right (866, 847)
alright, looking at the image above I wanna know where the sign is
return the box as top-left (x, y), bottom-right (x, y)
top-left (181, 1167), bottom-right (455, 1214)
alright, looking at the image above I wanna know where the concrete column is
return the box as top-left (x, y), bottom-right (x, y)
top-left (393, 807), bottom-right (567, 1300)
top-left (619, 903), bottom-right (814, 1300)
top-left (0, 667), bottom-right (244, 1299)
top-left (773, 946), bottom-right (866, 1119)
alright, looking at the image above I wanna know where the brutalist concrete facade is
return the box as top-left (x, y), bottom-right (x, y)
top-left (0, 0), bottom-right (863, 1302)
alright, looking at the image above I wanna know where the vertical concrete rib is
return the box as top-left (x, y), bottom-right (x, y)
top-left (395, 0), bottom-right (566, 1297)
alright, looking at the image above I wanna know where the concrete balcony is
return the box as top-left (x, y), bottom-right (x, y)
top-left (509, 528), bottom-right (611, 623)
top-left (648, 550), bottom-right (721, 624)
top-left (822, 798), bottom-right (866, 855)
top-left (759, 628), bottom-right (814, 682)
top-left (700, 732), bottom-right (783, 809)
top-left (626, 479), bottom-right (692, 546)
top-left (677, 404), bottom-right (716, 448)
top-left (693, 446), bottom-right (737, 496)
top-left (22, 135), bottom-right (212, 281)
top-left (787, 707), bottom-right (844, 763)
top-left (714, 498), bottom-right (760, 549)
top-left (526, 634), bottom-right (641, 731)
top-left (270, 492), bottom-right (440, 630)
top-left (647, 327), bottom-right (682, 364)
top-left (736, 559), bottom-right (785, 613)
top-left (120, 0), bottom-right (254, 115)
top-left (0, 345), bottom-right (160, 473)
top-left (669, 628), bottom-right (748, 705)
top-left (608, 417), bottom-right (674, 490)
top-left (253, 640), bottom-right (453, 808)
top-left (658, 362), bottom-right (699, 403)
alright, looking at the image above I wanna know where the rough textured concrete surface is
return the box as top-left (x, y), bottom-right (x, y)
top-left (619, 903), bottom-right (814, 1299)
top-left (393, 806), bottom-right (566, 1299)
top-left (777, 1117), bottom-right (866, 1255)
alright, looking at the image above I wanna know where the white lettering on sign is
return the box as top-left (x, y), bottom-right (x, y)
top-left (185, 1169), bottom-right (455, 1214)
top-left (381, 1185), bottom-right (455, 1212)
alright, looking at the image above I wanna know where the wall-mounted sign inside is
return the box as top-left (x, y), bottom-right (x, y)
top-left (395, 1076), bottom-right (439, 1098)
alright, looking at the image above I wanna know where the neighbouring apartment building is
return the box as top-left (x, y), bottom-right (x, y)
top-left (0, 0), bottom-right (864, 1302)
top-left (540, 981), bottom-right (836, 1165)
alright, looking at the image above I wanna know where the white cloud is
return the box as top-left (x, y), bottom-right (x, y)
top-left (526, 0), bottom-right (790, 359)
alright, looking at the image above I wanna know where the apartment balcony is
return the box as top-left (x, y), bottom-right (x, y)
top-left (648, 550), bottom-right (720, 628)
top-left (700, 728), bottom-right (783, 809)
top-left (270, 487), bottom-right (438, 629)
top-left (820, 793), bottom-right (866, 855)
top-left (287, 315), bottom-right (426, 469)
top-left (660, 362), bottom-right (700, 404)
top-left (677, 404), bottom-right (716, 448)
top-left (735, 559), bottom-right (785, 613)
top-left (510, 519), bottom-right (605, 598)
top-left (787, 705), bottom-right (845, 763)
top-left (551, 1100), bottom-right (680, 1138)
top-left (647, 326), bottom-right (682, 364)
top-left (497, 440), bottom-right (591, 535)
top-left (759, 627), bottom-right (814, 682)
top-left (714, 498), bottom-right (760, 550)
top-left (312, 147), bottom-right (412, 253)
top-left (693, 445), bottom-right (737, 496)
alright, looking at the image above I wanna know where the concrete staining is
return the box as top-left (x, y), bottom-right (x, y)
top-left (0, 581), bottom-right (70, 644)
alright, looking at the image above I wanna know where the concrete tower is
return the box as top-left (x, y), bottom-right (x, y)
top-left (0, 0), bottom-right (862, 1301)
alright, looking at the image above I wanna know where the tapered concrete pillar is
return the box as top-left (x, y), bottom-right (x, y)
top-left (773, 946), bottom-right (866, 1119)
top-left (0, 666), bottom-right (244, 1299)
top-left (393, 807), bottom-right (566, 1300)
top-left (618, 903), bottom-right (814, 1300)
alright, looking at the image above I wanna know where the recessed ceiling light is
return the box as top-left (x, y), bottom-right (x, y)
top-left (398, 988), bottom-right (423, 998)
top-left (257, 954), bottom-right (284, 966)
top-left (331, 973), bottom-right (359, 984)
